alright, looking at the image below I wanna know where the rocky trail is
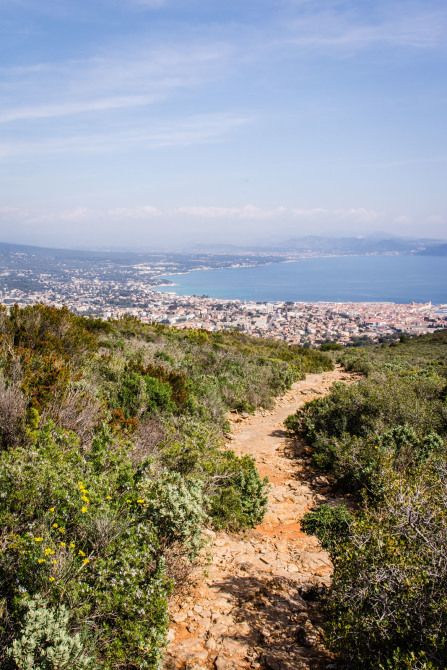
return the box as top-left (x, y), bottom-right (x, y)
top-left (164, 367), bottom-right (359, 670)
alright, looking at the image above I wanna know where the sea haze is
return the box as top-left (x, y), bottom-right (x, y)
top-left (158, 255), bottom-right (447, 304)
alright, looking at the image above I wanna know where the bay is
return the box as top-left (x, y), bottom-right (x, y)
top-left (158, 255), bottom-right (447, 304)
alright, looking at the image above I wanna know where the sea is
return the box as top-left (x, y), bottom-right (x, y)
top-left (157, 255), bottom-right (447, 304)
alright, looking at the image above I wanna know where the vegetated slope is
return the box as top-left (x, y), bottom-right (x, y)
top-left (285, 330), bottom-right (447, 669)
top-left (0, 303), bottom-right (333, 670)
top-left (165, 366), bottom-right (359, 670)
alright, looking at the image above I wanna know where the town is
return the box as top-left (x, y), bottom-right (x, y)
top-left (1, 246), bottom-right (446, 345)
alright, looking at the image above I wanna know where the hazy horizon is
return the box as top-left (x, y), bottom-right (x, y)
top-left (1, 0), bottom-right (446, 248)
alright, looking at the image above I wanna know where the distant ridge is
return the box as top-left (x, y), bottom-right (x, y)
top-left (2, 235), bottom-right (446, 259)
top-left (416, 243), bottom-right (447, 256)
top-left (191, 235), bottom-right (446, 256)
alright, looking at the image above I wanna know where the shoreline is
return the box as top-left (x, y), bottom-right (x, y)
top-left (151, 254), bottom-right (447, 305)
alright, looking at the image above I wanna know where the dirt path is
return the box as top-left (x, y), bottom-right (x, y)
top-left (164, 367), bottom-right (359, 670)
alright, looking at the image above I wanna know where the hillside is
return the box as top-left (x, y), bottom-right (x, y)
top-left (0, 304), bottom-right (332, 670)
top-left (286, 330), bottom-right (447, 669)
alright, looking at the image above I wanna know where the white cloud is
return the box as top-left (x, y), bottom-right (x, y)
top-left (334, 208), bottom-right (381, 222)
top-left (0, 113), bottom-right (250, 158)
top-left (291, 208), bottom-right (328, 217)
top-left (0, 96), bottom-right (156, 124)
top-left (108, 206), bottom-right (160, 218)
top-left (176, 205), bottom-right (287, 219)
top-left (0, 41), bottom-right (232, 125)
top-left (285, 5), bottom-right (447, 52)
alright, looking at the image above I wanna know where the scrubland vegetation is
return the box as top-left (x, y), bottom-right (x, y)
top-left (0, 303), bottom-right (332, 669)
top-left (286, 331), bottom-right (447, 669)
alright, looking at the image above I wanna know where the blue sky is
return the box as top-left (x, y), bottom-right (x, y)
top-left (1, 0), bottom-right (446, 248)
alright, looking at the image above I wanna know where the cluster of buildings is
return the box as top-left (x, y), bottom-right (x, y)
top-left (2, 265), bottom-right (446, 345)
top-left (1, 246), bottom-right (446, 346)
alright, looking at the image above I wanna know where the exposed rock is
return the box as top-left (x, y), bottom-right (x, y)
top-left (214, 656), bottom-right (239, 670)
top-left (164, 368), bottom-right (358, 670)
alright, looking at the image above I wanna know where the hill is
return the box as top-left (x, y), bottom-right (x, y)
top-left (285, 330), bottom-right (447, 669)
top-left (0, 304), bottom-right (332, 670)
top-left (416, 243), bottom-right (447, 256)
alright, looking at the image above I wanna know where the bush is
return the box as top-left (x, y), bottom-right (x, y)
top-left (7, 595), bottom-right (92, 670)
top-left (209, 453), bottom-right (269, 530)
top-left (301, 504), bottom-right (352, 553)
top-left (139, 473), bottom-right (207, 558)
top-left (326, 464), bottom-right (447, 669)
top-left (0, 305), bottom-right (332, 669)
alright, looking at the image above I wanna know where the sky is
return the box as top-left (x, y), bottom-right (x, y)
top-left (0, 0), bottom-right (446, 249)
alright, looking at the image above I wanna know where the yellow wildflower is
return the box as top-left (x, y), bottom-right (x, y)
top-left (58, 527), bottom-right (65, 534)
top-left (49, 577), bottom-right (55, 582)
top-left (106, 496), bottom-right (112, 500)
top-left (78, 550), bottom-right (86, 557)
top-left (52, 523), bottom-right (58, 528)
top-left (52, 559), bottom-right (57, 565)
top-left (44, 548), bottom-right (52, 555)
top-left (81, 506), bottom-right (88, 513)
top-left (50, 507), bottom-right (55, 512)
top-left (60, 542), bottom-right (66, 548)
top-left (82, 496), bottom-right (89, 503)
top-left (70, 542), bottom-right (75, 549)
top-left (83, 558), bottom-right (90, 565)
top-left (34, 537), bottom-right (43, 542)
top-left (137, 500), bottom-right (145, 504)
top-left (126, 499), bottom-right (131, 503)
top-left (38, 559), bottom-right (46, 564)
top-left (78, 481), bottom-right (84, 488)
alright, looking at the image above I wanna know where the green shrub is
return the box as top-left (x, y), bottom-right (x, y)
top-left (209, 454), bottom-right (268, 530)
top-left (326, 464), bottom-right (447, 669)
top-left (7, 595), bottom-right (92, 670)
top-left (301, 504), bottom-right (352, 553)
top-left (0, 304), bottom-right (333, 669)
top-left (139, 473), bottom-right (207, 558)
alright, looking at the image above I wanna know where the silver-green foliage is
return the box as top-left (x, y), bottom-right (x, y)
top-left (141, 472), bottom-right (207, 558)
top-left (8, 596), bottom-right (92, 670)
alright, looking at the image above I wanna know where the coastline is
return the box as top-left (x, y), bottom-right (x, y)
top-left (152, 255), bottom-right (447, 305)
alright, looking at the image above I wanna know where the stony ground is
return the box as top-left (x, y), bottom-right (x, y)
top-left (164, 367), bottom-right (359, 670)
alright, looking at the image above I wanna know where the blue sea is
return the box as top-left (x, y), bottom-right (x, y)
top-left (158, 255), bottom-right (447, 304)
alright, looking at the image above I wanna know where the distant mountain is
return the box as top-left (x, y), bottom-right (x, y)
top-left (192, 235), bottom-right (446, 256)
top-left (0, 241), bottom-right (165, 264)
top-left (272, 235), bottom-right (427, 254)
top-left (416, 244), bottom-right (447, 256)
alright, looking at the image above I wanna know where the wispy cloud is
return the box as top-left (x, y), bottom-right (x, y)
top-left (108, 206), bottom-right (161, 218)
top-left (0, 113), bottom-right (250, 158)
top-left (285, 4), bottom-right (447, 52)
top-left (176, 205), bottom-right (287, 219)
top-left (0, 41), bottom-right (232, 125)
top-left (0, 96), bottom-right (157, 124)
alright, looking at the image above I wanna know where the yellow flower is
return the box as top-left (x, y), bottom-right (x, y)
top-left (126, 499), bottom-right (131, 503)
top-left (137, 500), bottom-right (145, 504)
top-left (52, 559), bottom-right (57, 565)
top-left (44, 548), bottom-right (52, 555)
top-left (83, 558), bottom-right (90, 565)
top-left (81, 507), bottom-right (88, 513)
top-left (60, 542), bottom-right (66, 548)
top-left (82, 496), bottom-right (89, 503)
top-left (78, 550), bottom-right (86, 557)
top-left (50, 507), bottom-right (55, 512)
top-left (58, 527), bottom-right (65, 534)
top-left (34, 537), bottom-right (43, 542)
top-left (78, 481), bottom-right (84, 488)
top-left (52, 523), bottom-right (58, 528)
top-left (70, 542), bottom-right (75, 549)
top-left (106, 496), bottom-right (112, 500)
top-left (49, 577), bottom-right (55, 582)
top-left (38, 559), bottom-right (46, 564)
